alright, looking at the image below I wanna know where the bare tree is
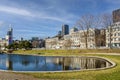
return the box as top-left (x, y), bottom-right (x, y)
top-left (101, 13), bottom-right (113, 49)
top-left (51, 40), bottom-right (57, 49)
top-left (95, 29), bottom-right (106, 48)
top-left (77, 14), bottom-right (95, 49)
top-left (32, 40), bottom-right (39, 48)
top-left (92, 15), bottom-right (102, 48)
top-left (63, 39), bottom-right (72, 49)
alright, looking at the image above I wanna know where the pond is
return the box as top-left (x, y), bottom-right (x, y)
top-left (0, 53), bottom-right (114, 72)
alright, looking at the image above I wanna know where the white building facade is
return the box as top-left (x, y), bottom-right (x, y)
top-left (45, 28), bottom-right (105, 49)
top-left (0, 38), bottom-right (7, 50)
top-left (106, 22), bottom-right (120, 48)
top-left (65, 28), bottom-right (102, 49)
top-left (45, 37), bottom-right (59, 49)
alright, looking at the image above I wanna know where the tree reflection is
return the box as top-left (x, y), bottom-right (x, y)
top-left (53, 57), bottom-right (112, 71)
top-left (6, 55), bottom-right (13, 70)
top-left (1, 54), bottom-right (113, 71)
top-left (22, 60), bottom-right (30, 66)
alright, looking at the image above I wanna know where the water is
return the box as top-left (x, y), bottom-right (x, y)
top-left (0, 53), bottom-right (113, 72)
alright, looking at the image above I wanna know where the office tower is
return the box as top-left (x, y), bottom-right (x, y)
top-left (6, 26), bottom-right (13, 45)
top-left (32, 37), bottom-right (39, 41)
top-left (62, 24), bottom-right (69, 36)
top-left (58, 31), bottom-right (62, 36)
top-left (21, 37), bottom-right (23, 41)
top-left (113, 9), bottom-right (120, 23)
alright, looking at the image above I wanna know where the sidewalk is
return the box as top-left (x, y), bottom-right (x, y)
top-left (0, 71), bottom-right (40, 80)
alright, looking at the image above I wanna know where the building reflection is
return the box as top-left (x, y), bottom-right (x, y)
top-left (53, 57), bottom-right (112, 70)
top-left (0, 54), bottom-right (112, 71)
top-left (6, 55), bottom-right (13, 70)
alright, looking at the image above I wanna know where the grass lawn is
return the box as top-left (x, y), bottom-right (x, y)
top-left (13, 49), bottom-right (120, 80)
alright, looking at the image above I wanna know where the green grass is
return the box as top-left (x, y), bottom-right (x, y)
top-left (13, 49), bottom-right (120, 55)
top-left (13, 49), bottom-right (120, 80)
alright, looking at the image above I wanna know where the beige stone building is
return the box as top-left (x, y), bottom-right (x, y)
top-left (45, 28), bottom-right (106, 49)
top-left (0, 38), bottom-right (7, 50)
top-left (65, 28), bottom-right (105, 49)
top-left (45, 37), bottom-right (59, 49)
top-left (106, 22), bottom-right (120, 48)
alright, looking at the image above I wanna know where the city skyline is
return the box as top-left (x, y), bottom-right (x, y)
top-left (0, 0), bottom-right (120, 40)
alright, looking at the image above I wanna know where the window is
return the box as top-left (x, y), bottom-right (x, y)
top-left (116, 27), bottom-right (118, 31)
top-left (111, 34), bottom-right (113, 36)
top-left (119, 27), bottom-right (120, 31)
top-left (114, 33), bottom-right (116, 36)
top-left (111, 39), bottom-right (113, 41)
top-left (114, 43), bottom-right (117, 47)
top-left (116, 38), bottom-right (118, 41)
top-left (118, 33), bottom-right (120, 36)
top-left (112, 43), bottom-right (115, 47)
top-left (117, 44), bottom-right (119, 47)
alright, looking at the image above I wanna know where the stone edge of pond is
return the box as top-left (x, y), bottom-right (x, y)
top-left (0, 53), bottom-right (116, 73)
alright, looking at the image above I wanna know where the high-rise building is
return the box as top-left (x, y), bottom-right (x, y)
top-left (6, 26), bottom-right (13, 45)
top-left (21, 37), bottom-right (23, 41)
top-left (32, 37), bottom-right (39, 41)
top-left (58, 31), bottom-right (62, 36)
top-left (62, 24), bottom-right (69, 36)
top-left (113, 9), bottom-right (120, 23)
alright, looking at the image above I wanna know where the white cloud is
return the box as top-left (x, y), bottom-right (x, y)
top-left (0, 6), bottom-right (34, 17)
top-left (0, 5), bottom-right (75, 23)
top-left (105, 0), bottom-right (120, 4)
top-left (39, 16), bottom-right (71, 23)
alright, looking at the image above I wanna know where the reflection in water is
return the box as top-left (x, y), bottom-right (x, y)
top-left (53, 57), bottom-right (112, 70)
top-left (0, 54), bottom-right (112, 71)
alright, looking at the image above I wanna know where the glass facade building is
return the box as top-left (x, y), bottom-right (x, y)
top-left (62, 24), bottom-right (69, 36)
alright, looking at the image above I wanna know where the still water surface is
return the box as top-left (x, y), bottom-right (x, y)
top-left (0, 54), bottom-right (113, 72)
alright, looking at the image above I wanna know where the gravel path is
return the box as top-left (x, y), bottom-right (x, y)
top-left (0, 71), bottom-right (40, 80)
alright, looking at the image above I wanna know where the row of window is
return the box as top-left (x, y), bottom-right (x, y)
top-left (107, 27), bottom-right (120, 32)
top-left (112, 23), bottom-right (120, 27)
top-left (107, 33), bottom-right (120, 37)
top-left (70, 32), bottom-right (95, 38)
top-left (108, 43), bottom-right (120, 47)
top-left (71, 38), bottom-right (95, 42)
top-left (107, 38), bottom-right (120, 41)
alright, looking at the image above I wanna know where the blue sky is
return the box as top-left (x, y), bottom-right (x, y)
top-left (0, 0), bottom-right (120, 40)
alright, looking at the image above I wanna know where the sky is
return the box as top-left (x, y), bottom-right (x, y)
top-left (0, 0), bottom-right (120, 40)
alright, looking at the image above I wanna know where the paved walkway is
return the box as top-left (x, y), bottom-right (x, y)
top-left (0, 71), bottom-right (40, 80)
